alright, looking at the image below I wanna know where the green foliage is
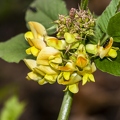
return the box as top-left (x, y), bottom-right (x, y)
top-left (93, 0), bottom-right (120, 44)
top-left (107, 12), bottom-right (120, 42)
top-left (0, 96), bottom-right (26, 120)
top-left (25, 0), bottom-right (68, 35)
top-left (0, 0), bottom-right (120, 77)
top-left (93, 0), bottom-right (120, 76)
top-left (95, 51), bottom-right (120, 76)
top-left (0, 34), bottom-right (29, 63)
top-left (80, 0), bottom-right (89, 10)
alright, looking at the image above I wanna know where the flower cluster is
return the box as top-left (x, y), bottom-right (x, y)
top-left (24, 8), bottom-right (118, 93)
top-left (55, 8), bottom-right (95, 40)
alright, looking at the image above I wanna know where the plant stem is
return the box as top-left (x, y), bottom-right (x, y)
top-left (57, 90), bottom-right (74, 120)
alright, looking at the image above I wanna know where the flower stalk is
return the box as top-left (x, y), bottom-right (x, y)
top-left (57, 90), bottom-right (74, 120)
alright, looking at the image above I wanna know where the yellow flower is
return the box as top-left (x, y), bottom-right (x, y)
top-left (64, 32), bottom-right (79, 49)
top-left (24, 46), bottom-right (62, 85)
top-left (58, 61), bottom-right (76, 71)
top-left (58, 72), bottom-right (81, 85)
top-left (76, 44), bottom-right (89, 68)
top-left (78, 62), bottom-right (96, 85)
top-left (37, 47), bottom-right (62, 68)
top-left (24, 58), bottom-right (59, 85)
top-left (98, 37), bottom-right (113, 59)
top-left (86, 37), bottom-right (118, 59)
top-left (34, 65), bottom-right (59, 84)
top-left (82, 73), bottom-right (95, 85)
top-left (24, 21), bottom-right (47, 56)
top-left (76, 54), bottom-right (89, 68)
top-left (85, 44), bottom-right (97, 54)
top-left (107, 48), bottom-right (118, 58)
top-left (26, 46), bottom-right (39, 57)
top-left (23, 21), bottom-right (98, 93)
top-left (64, 32), bottom-right (76, 44)
top-left (57, 62), bottom-right (81, 90)
top-left (45, 36), bottom-right (67, 50)
top-left (65, 83), bottom-right (79, 93)
top-left (24, 59), bottom-right (45, 83)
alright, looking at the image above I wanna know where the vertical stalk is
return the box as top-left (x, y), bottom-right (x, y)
top-left (57, 90), bottom-right (74, 120)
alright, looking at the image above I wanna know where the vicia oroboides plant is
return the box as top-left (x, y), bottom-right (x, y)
top-left (0, 0), bottom-right (120, 119)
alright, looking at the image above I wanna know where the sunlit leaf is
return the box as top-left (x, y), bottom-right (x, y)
top-left (107, 12), bottom-right (120, 42)
top-left (0, 34), bottom-right (29, 63)
top-left (93, 0), bottom-right (120, 44)
top-left (25, 0), bottom-right (68, 35)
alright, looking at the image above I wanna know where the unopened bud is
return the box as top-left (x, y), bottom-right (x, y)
top-left (86, 44), bottom-right (97, 54)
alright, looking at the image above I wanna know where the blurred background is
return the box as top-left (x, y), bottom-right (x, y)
top-left (1, 0), bottom-right (120, 120)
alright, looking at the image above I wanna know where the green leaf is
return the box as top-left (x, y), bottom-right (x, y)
top-left (95, 51), bottom-right (120, 76)
top-left (0, 34), bottom-right (29, 63)
top-left (113, 37), bottom-right (120, 42)
top-left (25, 0), bottom-right (68, 35)
top-left (107, 12), bottom-right (120, 42)
top-left (93, 0), bottom-right (120, 44)
top-left (80, 0), bottom-right (89, 10)
top-left (0, 96), bottom-right (26, 120)
top-left (46, 24), bottom-right (58, 35)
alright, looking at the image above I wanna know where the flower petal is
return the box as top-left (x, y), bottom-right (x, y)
top-left (107, 48), bottom-right (117, 58)
top-left (82, 74), bottom-right (88, 85)
top-left (24, 59), bottom-right (37, 70)
top-left (31, 38), bottom-right (46, 50)
top-left (99, 37), bottom-right (113, 59)
top-left (68, 83), bottom-right (79, 93)
top-left (26, 46), bottom-right (39, 56)
top-left (44, 74), bottom-right (57, 83)
top-left (38, 78), bottom-right (47, 85)
top-left (25, 31), bottom-right (34, 40)
top-left (63, 72), bottom-right (71, 80)
top-left (45, 36), bottom-right (66, 50)
top-left (76, 56), bottom-right (88, 68)
top-left (35, 65), bottom-right (59, 75)
top-left (57, 72), bottom-right (81, 85)
top-left (64, 32), bottom-right (76, 43)
top-left (86, 44), bottom-right (97, 54)
top-left (27, 71), bottom-right (42, 81)
top-left (58, 61), bottom-right (76, 71)
top-left (37, 47), bottom-right (61, 65)
top-left (88, 74), bottom-right (95, 82)
top-left (28, 21), bottom-right (47, 38)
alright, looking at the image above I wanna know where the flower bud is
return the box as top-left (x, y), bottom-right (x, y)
top-left (64, 32), bottom-right (76, 43)
top-left (86, 44), bottom-right (97, 55)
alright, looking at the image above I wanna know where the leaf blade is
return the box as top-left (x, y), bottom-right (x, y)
top-left (95, 51), bottom-right (120, 76)
top-left (0, 34), bottom-right (29, 63)
top-left (25, 0), bottom-right (68, 35)
top-left (93, 0), bottom-right (120, 43)
top-left (107, 12), bottom-right (120, 42)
